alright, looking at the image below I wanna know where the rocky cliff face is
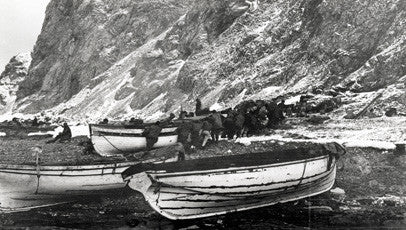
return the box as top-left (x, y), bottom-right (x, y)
top-left (16, 0), bottom-right (193, 112)
top-left (0, 53), bottom-right (31, 115)
top-left (9, 0), bottom-right (406, 120)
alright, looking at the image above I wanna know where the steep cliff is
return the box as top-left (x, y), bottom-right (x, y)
top-left (10, 0), bottom-right (406, 120)
top-left (0, 53), bottom-right (31, 115)
top-left (16, 0), bottom-right (193, 112)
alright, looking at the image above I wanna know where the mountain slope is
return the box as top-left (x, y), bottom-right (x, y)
top-left (8, 0), bottom-right (406, 120)
top-left (16, 0), bottom-right (193, 113)
top-left (0, 53), bottom-right (31, 115)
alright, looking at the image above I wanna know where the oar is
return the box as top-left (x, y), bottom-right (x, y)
top-left (31, 146), bottom-right (43, 194)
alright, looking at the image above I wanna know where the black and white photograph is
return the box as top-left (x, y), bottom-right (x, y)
top-left (0, 0), bottom-right (405, 229)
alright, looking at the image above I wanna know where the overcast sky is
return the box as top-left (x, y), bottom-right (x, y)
top-left (0, 0), bottom-right (50, 72)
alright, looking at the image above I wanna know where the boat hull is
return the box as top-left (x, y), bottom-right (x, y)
top-left (90, 124), bottom-right (178, 156)
top-left (0, 162), bottom-right (137, 212)
top-left (126, 154), bottom-right (337, 220)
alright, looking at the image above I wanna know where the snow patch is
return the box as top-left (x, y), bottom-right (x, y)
top-left (210, 102), bottom-right (225, 111)
top-left (28, 125), bottom-right (90, 138)
top-left (342, 140), bottom-right (396, 149)
top-left (249, 86), bottom-right (283, 100)
top-left (285, 95), bottom-right (301, 105)
top-left (235, 135), bottom-right (398, 150)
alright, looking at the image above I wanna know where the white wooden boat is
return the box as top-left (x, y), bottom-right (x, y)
top-left (122, 143), bottom-right (345, 220)
top-left (90, 124), bottom-right (178, 156)
top-left (0, 161), bottom-right (138, 212)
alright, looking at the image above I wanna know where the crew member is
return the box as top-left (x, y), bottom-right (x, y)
top-left (143, 121), bottom-right (162, 151)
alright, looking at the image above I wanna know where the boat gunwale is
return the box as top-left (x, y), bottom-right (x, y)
top-left (0, 161), bottom-right (139, 171)
top-left (122, 144), bottom-right (334, 177)
top-left (90, 123), bottom-right (178, 129)
top-left (91, 132), bottom-right (178, 137)
top-left (153, 158), bottom-right (334, 191)
top-left (150, 155), bottom-right (329, 178)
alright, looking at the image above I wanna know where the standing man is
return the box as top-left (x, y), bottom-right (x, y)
top-left (143, 121), bottom-right (162, 151)
top-left (210, 110), bottom-right (223, 142)
top-left (195, 98), bottom-right (202, 116)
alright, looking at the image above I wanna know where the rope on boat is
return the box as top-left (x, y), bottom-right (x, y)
top-left (100, 135), bottom-right (127, 154)
top-left (297, 160), bottom-right (308, 187)
top-left (34, 146), bottom-right (41, 194)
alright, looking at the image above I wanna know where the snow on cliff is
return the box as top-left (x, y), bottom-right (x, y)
top-left (0, 0), bottom-right (404, 122)
top-left (0, 53), bottom-right (31, 115)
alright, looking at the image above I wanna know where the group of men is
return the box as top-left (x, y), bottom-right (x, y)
top-left (173, 98), bottom-right (287, 150)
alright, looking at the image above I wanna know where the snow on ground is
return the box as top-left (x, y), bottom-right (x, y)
top-left (236, 116), bottom-right (406, 149)
top-left (28, 125), bottom-right (90, 138)
top-left (0, 113), bottom-right (37, 122)
top-left (236, 134), bottom-right (397, 149)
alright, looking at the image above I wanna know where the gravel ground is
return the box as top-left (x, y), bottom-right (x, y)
top-left (0, 121), bottom-right (405, 229)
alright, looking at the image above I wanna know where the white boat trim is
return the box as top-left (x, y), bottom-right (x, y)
top-left (125, 149), bottom-right (338, 220)
top-left (91, 135), bottom-right (178, 156)
top-left (0, 161), bottom-right (139, 212)
top-left (153, 167), bottom-right (336, 220)
top-left (89, 124), bottom-right (179, 156)
top-left (149, 155), bottom-right (328, 178)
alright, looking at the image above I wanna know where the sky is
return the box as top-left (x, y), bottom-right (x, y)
top-left (0, 0), bottom-right (50, 72)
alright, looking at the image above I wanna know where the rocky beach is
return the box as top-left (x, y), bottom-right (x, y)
top-left (0, 116), bottom-right (404, 229)
top-left (0, 0), bottom-right (405, 228)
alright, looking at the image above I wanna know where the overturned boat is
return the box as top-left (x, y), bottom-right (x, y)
top-left (89, 124), bottom-right (178, 156)
top-left (0, 161), bottom-right (138, 212)
top-left (122, 142), bottom-right (345, 220)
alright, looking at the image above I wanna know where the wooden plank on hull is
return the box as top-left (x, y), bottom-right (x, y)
top-left (92, 134), bottom-right (178, 156)
top-left (149, 167), bottom-right (336, 219)
top-left (123, 143), bottom-right (343, 220)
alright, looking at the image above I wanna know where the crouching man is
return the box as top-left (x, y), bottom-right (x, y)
top-left (47, 123), bottom-right (72, 143)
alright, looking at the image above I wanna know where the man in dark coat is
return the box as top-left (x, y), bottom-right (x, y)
top-left (210, 110), bottom-right (223, 142)
top-left (176, 121), bottom-right (193, 151)
top-left (32, 117), bottom-right (39, 127)
top-left (47, 123), bottom-right (72, 143)
top-left (223, 110), bottom-right (236, 140)
top-left (201, 119), bottom-right (212, 147)
top-left (234, 110), bottom-right (245, 138)
top-left (195, 98), bottom-right (202, 116)
top-left (143, 121), bottom-right (162, 151)
top-left (267, 100), bottom-right (284, 128)
top-left (244, 109), bottom-right (259, 136)
top-left (161, 113), bottom-right (175, 126)
top-left (190, 120), bottom-right (203, 148)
